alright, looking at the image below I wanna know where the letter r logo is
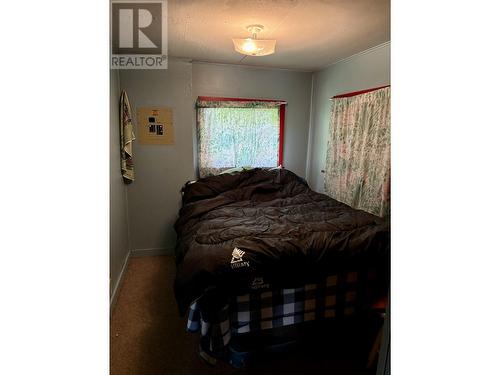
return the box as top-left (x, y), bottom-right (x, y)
top-left (112, 3), bottom-right (162, 55)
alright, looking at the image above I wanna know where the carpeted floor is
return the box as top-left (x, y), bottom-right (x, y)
top-left (110, 256), bottom-right (378, 374)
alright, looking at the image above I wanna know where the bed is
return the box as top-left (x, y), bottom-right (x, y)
top-left (174, 168), bottom-right (389, 366)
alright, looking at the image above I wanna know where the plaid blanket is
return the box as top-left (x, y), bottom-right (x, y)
top-left (187, 269), bottom-right (380, 362)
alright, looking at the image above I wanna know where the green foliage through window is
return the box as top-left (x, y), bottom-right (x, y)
top-left (198, 107), bottom-right (280, 176)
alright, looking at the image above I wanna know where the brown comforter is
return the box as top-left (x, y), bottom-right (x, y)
top-left (174, 168), bottom-right (389, 314)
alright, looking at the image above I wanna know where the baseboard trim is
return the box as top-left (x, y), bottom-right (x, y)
top-left (130, 247), bottom-right (174, 257)
top-left (110, 247), bottom-right (174, 312)
top-left (110, 250), bottom-right (131, 312)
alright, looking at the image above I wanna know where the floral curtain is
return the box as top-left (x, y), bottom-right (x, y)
top-left (196, 98), bottom-right (285, 178)
top-left (324, 87), bottom-right (390, 217)
top-left (196, 98), bottom-right (285, 108)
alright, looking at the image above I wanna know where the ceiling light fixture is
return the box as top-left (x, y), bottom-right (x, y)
top-left (232, 25), bottom-right (276, 57)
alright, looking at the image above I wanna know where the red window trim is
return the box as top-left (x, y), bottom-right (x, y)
top-left (278, 104), bottom-right (285, 167)
top-left (197, 96), bottom-right (286, 103)
top-left (197, 96), bottom-right (286, 168)
top-left (332, 85), bottom-right (390, 99)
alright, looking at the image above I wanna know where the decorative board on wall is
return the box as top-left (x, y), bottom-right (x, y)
top-left (137, 106), bottom-right (174, 145)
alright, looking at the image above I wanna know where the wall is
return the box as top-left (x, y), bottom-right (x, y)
top-left (119, 60), bottom-right (195, 253)
top-left (118, 60), bottom-right (313, 253)
top-left (306, 42), bottom-right (390, 192)
top-left (110, 69), bottom-right (130, 297)
top-left (192, 62), bottom-right (313, 178)
top-left (113, 45), bottom-right (388, 255)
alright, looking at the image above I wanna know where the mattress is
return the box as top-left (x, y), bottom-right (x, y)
top-left (174, 168), bottom-right (390, 314)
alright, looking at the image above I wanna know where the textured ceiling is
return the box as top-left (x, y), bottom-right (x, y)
top-left (168, 0), bottom-right (390, 71)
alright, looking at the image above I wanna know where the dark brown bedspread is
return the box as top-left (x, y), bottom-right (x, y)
top-left (174, 168), bottom-right (389, 314)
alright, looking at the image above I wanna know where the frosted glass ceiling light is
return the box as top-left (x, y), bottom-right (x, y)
top-left (232, 25), bottom-right (276, 57)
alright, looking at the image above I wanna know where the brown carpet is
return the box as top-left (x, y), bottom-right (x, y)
top-left (110, 256), bottom-right (377, 374)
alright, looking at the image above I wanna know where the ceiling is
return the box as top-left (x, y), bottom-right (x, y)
top-left (168, 0), bottom-right (390, 71)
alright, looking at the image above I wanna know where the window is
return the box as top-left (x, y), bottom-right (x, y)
top-left (196, 97), bottom-right (286, 178)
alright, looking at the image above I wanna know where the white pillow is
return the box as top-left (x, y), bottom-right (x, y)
top-left (219, 167), bottom-right (250, 175)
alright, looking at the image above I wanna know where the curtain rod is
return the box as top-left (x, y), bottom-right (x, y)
top-left (197, 96), bottom-right (286, 103)
top-left (330, 85), bottom-right (390, 100)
